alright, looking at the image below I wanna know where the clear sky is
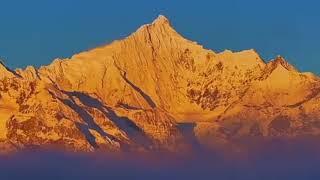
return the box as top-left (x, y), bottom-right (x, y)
top-left (0, 0), bottom-right (319, 74)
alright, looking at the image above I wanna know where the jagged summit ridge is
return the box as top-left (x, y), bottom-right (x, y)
top-left (0, 15), bottom-right (320, 153)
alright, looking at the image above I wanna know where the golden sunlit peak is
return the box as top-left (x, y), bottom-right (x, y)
top-left (273, 55), bottom-right (287, 65)
top-left (134, 15), bottom-right (173, 34)
top-left (151, 15), bottom-right (171, 27)
top-left (271, 55), bottom-right (297, 72)
top-left (1, 13), bottom-right (320, 157)
top-left (153, 15), bottom-right (170, 23)
top-left (275, 55), bottom-right (285, 60)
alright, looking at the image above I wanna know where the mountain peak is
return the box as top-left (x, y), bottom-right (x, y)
top-left (2, 16), bottom-right (320, 154)
top-left (272, 55), bottom-right (297, 72)
top-left (152, 15), bottom-right (171, 25)
top-left (135, 15), bottom-right (174, 33)
top-left (126, 14), bottom-right (187, 48)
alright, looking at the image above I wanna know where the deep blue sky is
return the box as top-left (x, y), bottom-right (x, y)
top-left (0, 0), bottom-right (319, 73)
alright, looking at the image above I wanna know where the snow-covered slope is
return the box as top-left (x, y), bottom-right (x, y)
top-left (1, 15), bottom-right (320, 153)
